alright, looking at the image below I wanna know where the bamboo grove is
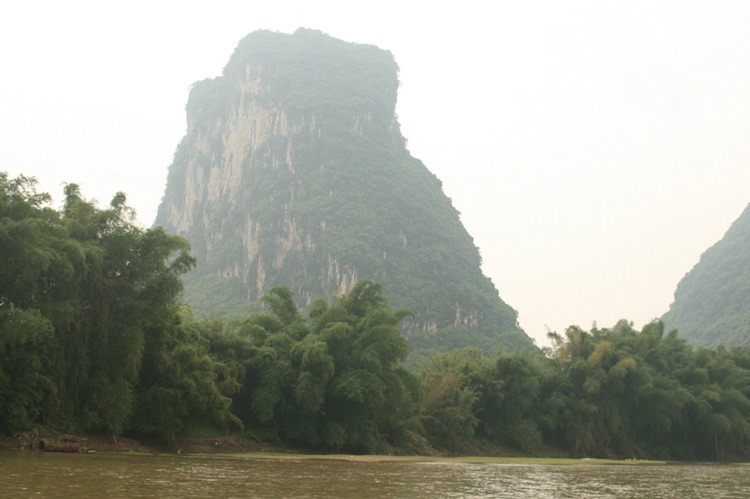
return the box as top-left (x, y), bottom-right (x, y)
top-left (2, 173), bottom-right (749, 459)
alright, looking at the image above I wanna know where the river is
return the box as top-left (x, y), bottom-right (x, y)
top-left (2, 452), bottom-right (749, 498)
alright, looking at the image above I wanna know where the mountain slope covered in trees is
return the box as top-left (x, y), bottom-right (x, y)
top-left (663, 203), bottom-right (750, 347)
top-left (154, 29), bottom-right (533, 358)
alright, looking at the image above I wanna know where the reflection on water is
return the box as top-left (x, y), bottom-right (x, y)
top-left (2, 452), bottom-right (749, 498)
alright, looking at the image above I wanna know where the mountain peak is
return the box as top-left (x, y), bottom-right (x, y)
top-left (155, 30), bottom-right (534, 359)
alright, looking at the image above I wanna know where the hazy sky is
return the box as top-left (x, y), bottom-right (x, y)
top-left (2, 1), bottom-right (749, 346)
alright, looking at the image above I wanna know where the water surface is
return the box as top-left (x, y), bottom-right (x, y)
top-left (2, 452), bottom-right (748, 498)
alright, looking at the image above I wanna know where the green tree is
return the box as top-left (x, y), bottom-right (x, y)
top-left (479, 354), bottom-right (543, 450)
top-left (0, 173), bottom-right (197, 437)
top-left (54, 185), bottom-right (195, 434)
top-left (0, 308), bottom-right (55, 432)
top-left (0, 174), bottom-right (82, 431)
top-left (418, 349), bottom-right (484, 452)
top-left (130, 321), bottom-right (243, 446)
top-left (230, 281), bottom-right (417, 452)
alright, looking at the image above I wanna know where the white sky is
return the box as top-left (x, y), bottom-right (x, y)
top-left (2, 1), bottom-right (749, 346)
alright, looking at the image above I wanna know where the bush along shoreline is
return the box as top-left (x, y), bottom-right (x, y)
top-left (2, 173), bottom-right (750, 461)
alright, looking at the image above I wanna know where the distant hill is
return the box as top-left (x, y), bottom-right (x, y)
top-left (662, 203), bottom-right (750, 347)
top-left (155, 29), bottom-right (535, 359)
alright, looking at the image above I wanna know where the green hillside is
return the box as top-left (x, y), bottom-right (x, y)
top-left (662, 203), bottom-right (750, 347)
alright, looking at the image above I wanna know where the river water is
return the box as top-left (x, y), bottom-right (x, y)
top-left (2, 452), bottom-right (748, 498)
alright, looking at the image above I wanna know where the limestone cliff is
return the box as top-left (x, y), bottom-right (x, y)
top-left (155, 29), bottom-right (534, 357)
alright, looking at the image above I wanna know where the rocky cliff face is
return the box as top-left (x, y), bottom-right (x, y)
top-left (662, 203), bottom-right (750, 347)
top-left (155, 29), bottom-right (534, 357)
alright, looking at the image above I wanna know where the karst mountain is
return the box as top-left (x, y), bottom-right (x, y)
top-left (155, 29), bottom-right (534, 357)
top-left (663, 202), bottom-right (750, 347)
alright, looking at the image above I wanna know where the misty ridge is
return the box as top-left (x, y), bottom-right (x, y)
top-left (2, 27), bottom-right (750, 461)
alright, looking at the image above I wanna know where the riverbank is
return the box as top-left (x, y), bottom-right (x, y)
top-left (0, 432), bottom-right (298, 455)
top-left (1, 432), bottom-right (676, 465)
top-left (8, 430), bottom-right (749, 466)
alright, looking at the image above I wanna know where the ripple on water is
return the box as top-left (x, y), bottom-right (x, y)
top-left (1, 453), bottom-right (750, 498)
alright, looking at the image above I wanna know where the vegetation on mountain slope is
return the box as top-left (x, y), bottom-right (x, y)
top-left (663, 203), bottom-right (750, 347)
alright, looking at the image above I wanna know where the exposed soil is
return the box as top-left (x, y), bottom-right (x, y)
top-left (0, 430), bottom-right (566, 460)
top-left (1, 431), bottom-right (315, 455)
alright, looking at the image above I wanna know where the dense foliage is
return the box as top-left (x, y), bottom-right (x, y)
top-left (0, 174), bottom-right (236, 442)
top-left (411, 320), bottom-right (750, 460)
top-left (155, 29), bottom-right (532, 359)
top-left (662, 203), bottom-right (750, 347)
top-left (4, 174), bottom-right (750, 460)
top-left (205, 281), bottom-right (420, 452)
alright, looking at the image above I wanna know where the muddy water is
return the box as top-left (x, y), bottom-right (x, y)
top-left (2, 451), bottom-right (749, 498)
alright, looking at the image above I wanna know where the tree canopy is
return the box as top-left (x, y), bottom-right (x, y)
top-left (4, 172), bottom-right (750, 461)
top-left (0, 173), bottom-right (234, 439)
